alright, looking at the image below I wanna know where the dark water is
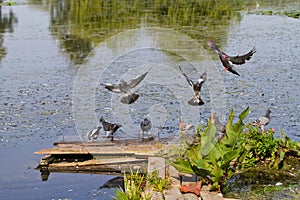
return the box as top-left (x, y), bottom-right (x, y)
top-left (0, 1), bottom-right (299, 199)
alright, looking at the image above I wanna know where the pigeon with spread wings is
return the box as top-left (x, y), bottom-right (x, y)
top-left (207, 39), bottom-right (256, 76)
top-left (101, 71), bottom-right (148, 104)
top-left (179, 66), bottom-right (207, 106)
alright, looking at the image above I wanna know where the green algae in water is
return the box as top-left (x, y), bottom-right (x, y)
top-left (224, 157), bottom-right (300, 199)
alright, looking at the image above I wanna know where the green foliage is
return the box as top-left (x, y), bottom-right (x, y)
top-left (242, 126), bottom-right (300, 170)
top-left (172, 107), bottom-right (300, 192)
top-left (172, 107), bottom-right (250, 191)
top-left (113, 171), bottom-right (151, 200)
top-left (113, 169), bottom-right (171, 200)
top-left (147, 170), bottom-right (170, 192)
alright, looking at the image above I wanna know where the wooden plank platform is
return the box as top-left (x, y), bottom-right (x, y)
top-left (35, 139), bottom-right (173, 181)
top-left (35, 139), bottom-right (169, 155)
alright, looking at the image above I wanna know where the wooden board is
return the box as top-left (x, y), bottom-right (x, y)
top-left (34, 140), bottom-right (171, 156)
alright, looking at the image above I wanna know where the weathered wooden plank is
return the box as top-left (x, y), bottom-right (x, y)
top-left (35, 144), bottom-right (170, 156)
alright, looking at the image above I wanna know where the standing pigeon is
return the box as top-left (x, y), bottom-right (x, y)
top-left (210, 112), bottom-right (226, 141)
top-left (99, 116), bottom-right (122, 141)
top-left (179, 66), bottom-right (207, 106)
top-left (207, 39), bottom-right (256, 76)
top-left (101, 71), bottom-right (149, 104)
top-left (140, 118), bottom-right (152, 139)
top-left (179, 117), bottom-right (194, 132)
top-left (87, 126), bottom-right (102, 141)
top-left (250, 109), bottom-right (271, 131)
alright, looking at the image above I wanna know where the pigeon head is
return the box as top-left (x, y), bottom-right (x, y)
top-left (99, 116), bottom-right (104, 122)
top-left (265, 109), bottom-right (271, 117)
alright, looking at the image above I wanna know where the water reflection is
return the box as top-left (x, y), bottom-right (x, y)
top-left (48, 0), bottom-right (251, 64)
top-left (0, 8), bottom-right (18, 61)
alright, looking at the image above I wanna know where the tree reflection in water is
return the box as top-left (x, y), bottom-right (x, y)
top-left (48, 0), bottom-right (254, 64)
top-left (0, 8), bottom-right (18, 61)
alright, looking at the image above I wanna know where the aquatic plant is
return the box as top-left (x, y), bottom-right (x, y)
top-left (172, 107), bottom-right (250, 191)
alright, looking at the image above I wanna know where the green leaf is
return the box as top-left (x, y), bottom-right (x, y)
top-left (200, 121), bottom-right (217, 157)
top-left (171, 159), bottom-right (194, 174)
top-left (239, 106), bottom-right (250, 121)
top-left (223, 149), bottom-right (240, 164)
top-left (221, 107), bottom-right (249, 151)
top-left (186, 144), bottom-right (202, 161)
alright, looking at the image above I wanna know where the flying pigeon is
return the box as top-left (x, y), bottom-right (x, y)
top-left (99, 116), bottom-right (122, 141)
top-left (210, 112), bottom-right (226, 141)
top-left (179, 66), bottom-right (207, 106)
top-left (87, 126), bottom-right (102, 141)
top-left (250, 109), bottom-right (271, 131)
top-left (140, 118), bottom-right (152, 139)
top-left (101, 71), bottom-right (149, 104)
top-left (207, 39), bottom-right (256, 76)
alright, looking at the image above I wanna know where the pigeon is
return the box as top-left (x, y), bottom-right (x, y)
top-left (179, 117), bottom-right (194, 132)
top-left (207, 39), bottom-right (256, 76)
top-left (210, 112), bottom-right (226, 141)
top-left (140, 118), bottom-right (152, 139)
top-left (101, 71), bottom-right (149, 104)
top-left (179, 66), bottom-right (207, 106)
top-left (99, 116), bottom-right (122, 141)
top-left (87, 126), bottom-right (102, 141)
top-left (250, 109), bottom-right (271, 131)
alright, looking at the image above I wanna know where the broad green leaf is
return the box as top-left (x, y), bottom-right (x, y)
top-left (221, 107), bottom-right (249, 151)
top-left (205, 143), bottom-right (222, 165)
top-left (171, 160), bottom-right (194, 174)
top-left (201, 122), bottom-right (217, 157)
top-left (223, 148), bottom-right (240, 163)
top-left (190, 160), bottom-right (211, 177)
top-left (239, 107), bottom-right (250, 121)
top-left (186, 144), bottom-right (202, 161)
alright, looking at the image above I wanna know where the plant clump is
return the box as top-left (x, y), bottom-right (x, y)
top-left (171, 107), bottom-right (300, 194)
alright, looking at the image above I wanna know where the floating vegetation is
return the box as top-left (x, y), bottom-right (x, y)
top-left (248, 10), bottom-right (300, 19)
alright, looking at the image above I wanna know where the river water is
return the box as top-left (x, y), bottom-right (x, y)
top-left (0, 1), bottom-right (299, 200)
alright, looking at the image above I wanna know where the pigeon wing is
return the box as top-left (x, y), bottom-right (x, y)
top-left (198, 72), bottom-right (207, 89)
top-left (179, 66), bottom-right (194, 87)
top-left (101, 83), bottom-right (122, 93)
top-left (207, 39), bottom-right (221, 54)
top-left (228, 47), bottom-right (256, 65)
top-left (227, 67), bottom-right (240, 76)
top-left (127, 72), bottom-right (149, 89)
top-left (258, 116), bottom-right (269, 126)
